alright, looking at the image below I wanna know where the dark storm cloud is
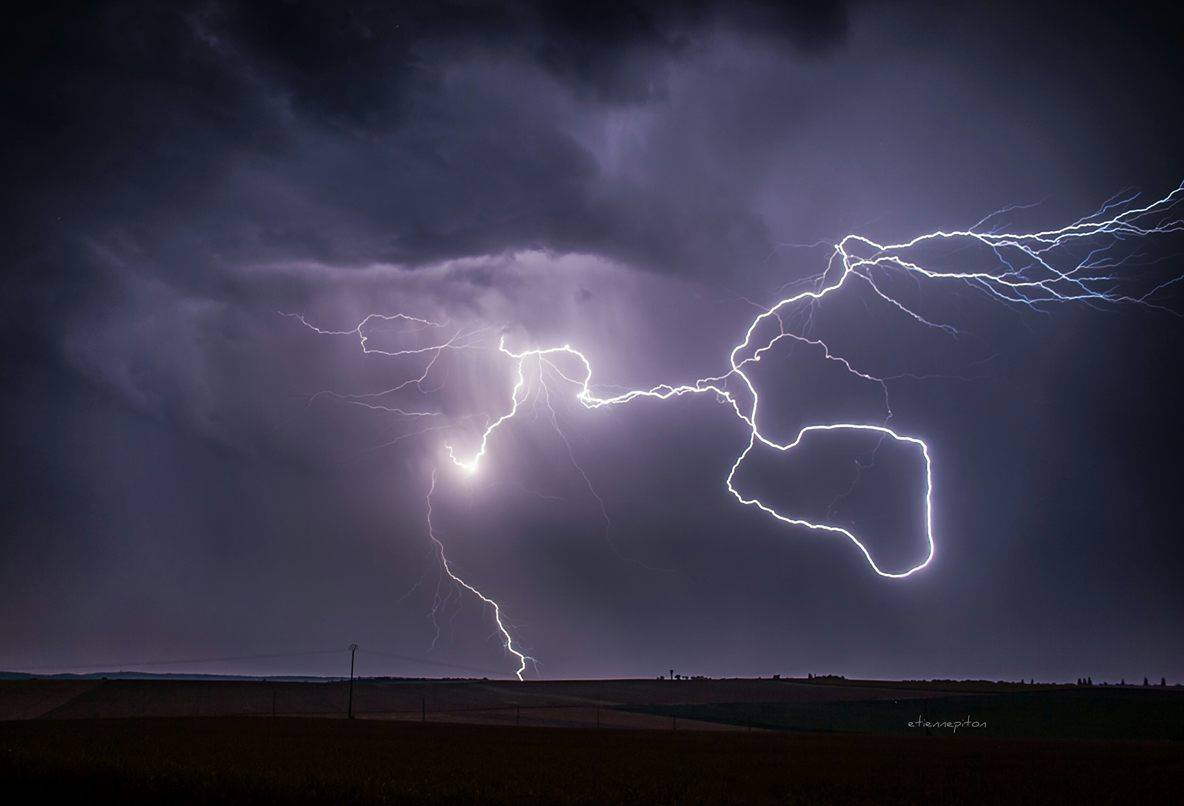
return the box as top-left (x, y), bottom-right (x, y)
top-left (2, 0), bottom-right (856, 451)
top-left (5, 0), bottom-right (851, 286)
top-left (0, 0), bottom-right (854, 458)
top-left (219, 0), bottom-right (849, 112)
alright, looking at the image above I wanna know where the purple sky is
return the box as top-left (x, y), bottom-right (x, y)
top-left (3, 1), bottom-right (1183, 682)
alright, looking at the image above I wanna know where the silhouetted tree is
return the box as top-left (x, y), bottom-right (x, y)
top-left (1144, 677), bottom-right (1150, 686)
top-left (1162, 677), bottom-right (1167, 687)
top-left (1087, 676), bottom-right (1093, 686)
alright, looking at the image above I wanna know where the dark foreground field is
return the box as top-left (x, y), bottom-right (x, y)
top-left (3, 716), bottom-right (1181, 804)
top-left (4, 679), bottom-right (1181, 802)
top-left (5, 677), bottom-right (1182, 739)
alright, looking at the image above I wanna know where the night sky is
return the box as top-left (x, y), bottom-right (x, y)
top-left (4, 1), bottom-right (1183, 682)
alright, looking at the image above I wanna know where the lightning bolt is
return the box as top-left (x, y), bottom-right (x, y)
top-left (291, 182), bottom-right (1184, 677)
top-left (425, 468), bottom-right (532, 680)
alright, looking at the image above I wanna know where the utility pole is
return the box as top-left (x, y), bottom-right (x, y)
top-left (347, 643), bottom-right (358, 719)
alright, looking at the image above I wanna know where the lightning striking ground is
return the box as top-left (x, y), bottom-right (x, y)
top-left (291, 183), bottom-right (1184, 678)
top-left (425, 468), bottom-right (532, 680)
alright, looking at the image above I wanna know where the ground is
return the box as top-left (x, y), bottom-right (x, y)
top-left (1, 679), bottom-right (1181, 803)
top-left (3, 716), bottom-right (1182, 804)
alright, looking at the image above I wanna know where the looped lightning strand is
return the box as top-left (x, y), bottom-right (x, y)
top-left (293, 182), bottom-right (1184, 677)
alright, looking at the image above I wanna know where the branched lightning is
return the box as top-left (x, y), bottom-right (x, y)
top-left (425, 468), bottom-right (532, 680)
top-left (290, 183), bottom-right (1184, 677)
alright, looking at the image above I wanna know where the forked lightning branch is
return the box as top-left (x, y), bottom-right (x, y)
top-left (288, 184), bottom-right (1184, 679)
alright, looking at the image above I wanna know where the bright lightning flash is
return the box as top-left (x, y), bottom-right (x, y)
top-left (291, 183), bottom-right (1184, 678)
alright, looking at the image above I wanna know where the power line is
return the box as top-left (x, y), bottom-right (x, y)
top-left (358, 648), bottom-right (507, 677)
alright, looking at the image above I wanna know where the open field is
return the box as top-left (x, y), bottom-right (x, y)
top-left (3, 678), bottom-right (1181, 802)
top-left (3, 677), bottom-right (1181, 739)
top-left (1, 676), bottom-right (960, 726)
top-left (2, 716), bottom-right (1180, 804)
top-left (635, 688), bottom-right (1184, 741)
